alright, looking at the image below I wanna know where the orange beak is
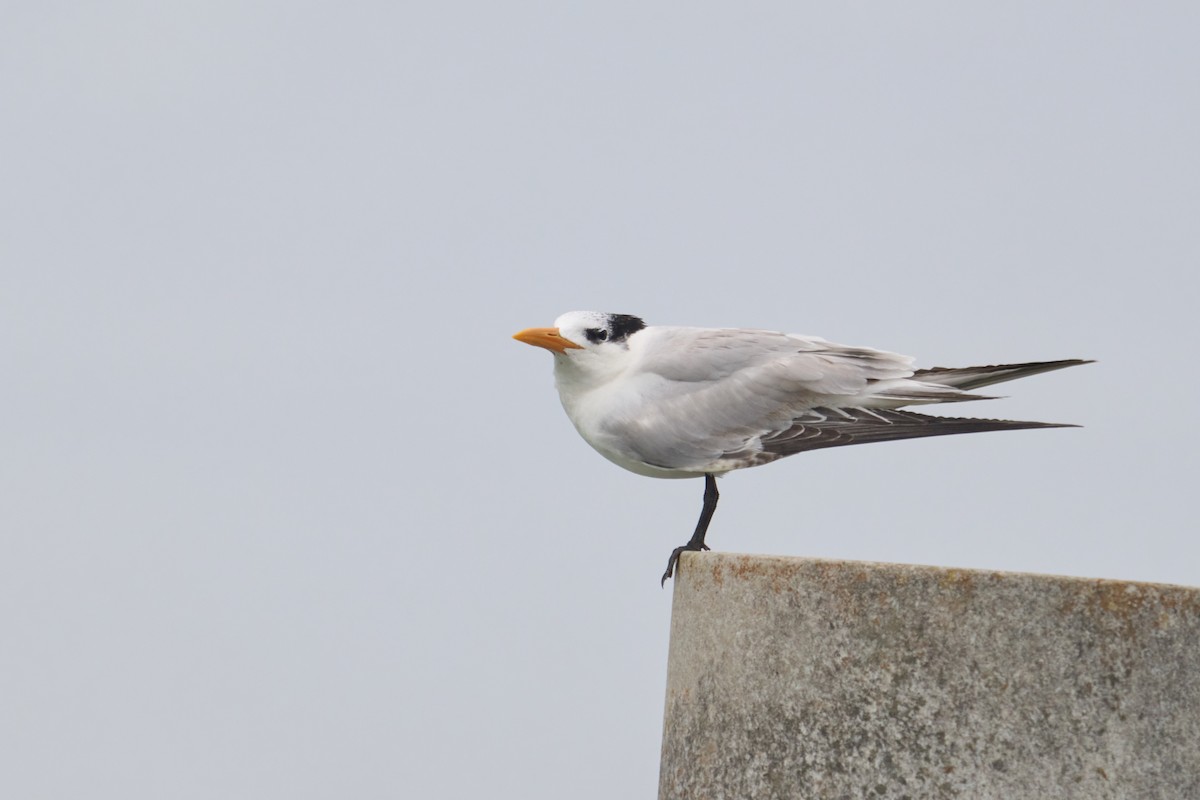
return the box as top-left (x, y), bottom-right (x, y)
top-left (512, 326), bottom-right (584, 354)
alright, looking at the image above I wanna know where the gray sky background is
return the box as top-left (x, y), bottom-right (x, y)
top-left (3, 3), bottom-right (1197, 798)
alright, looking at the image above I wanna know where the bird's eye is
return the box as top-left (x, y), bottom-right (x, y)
top-left (585, 328), bottom-right (609, 343)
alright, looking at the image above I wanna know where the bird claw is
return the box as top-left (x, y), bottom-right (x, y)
top-left (660, 541), bottom-right (712, 586)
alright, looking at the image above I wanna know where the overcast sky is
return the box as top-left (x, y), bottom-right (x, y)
top-left (2, 3), bottom-right (1197, 799)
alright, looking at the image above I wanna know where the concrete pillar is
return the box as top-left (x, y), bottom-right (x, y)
top-left (659, 552), bottom-right (1200, 799)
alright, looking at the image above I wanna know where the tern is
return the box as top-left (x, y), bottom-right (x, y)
top-left (514, 311), bottom-right (1090, 584)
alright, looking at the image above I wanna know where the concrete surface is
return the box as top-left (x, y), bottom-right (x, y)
top-left (659, 552), bottom-right (1200, 799)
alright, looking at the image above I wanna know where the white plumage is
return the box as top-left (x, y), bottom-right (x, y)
top-left (515, 311), bottom-right (1090, 582)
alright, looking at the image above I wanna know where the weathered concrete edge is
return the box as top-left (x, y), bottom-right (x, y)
top-left (673, 550), bottom-right (1199, 594)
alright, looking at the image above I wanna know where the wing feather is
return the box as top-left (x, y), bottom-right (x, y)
top-left (711, 408), bottom-right (1075, 470)
top-left (912, 359), bottom-right (1094, 390)
top-left (600, 327), bottom-right (920, 470)
top-left (586, 327), bottom-right (1082, 474)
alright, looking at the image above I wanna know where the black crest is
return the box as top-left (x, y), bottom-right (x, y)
top-left (607, 314), bottom-right (646, 343)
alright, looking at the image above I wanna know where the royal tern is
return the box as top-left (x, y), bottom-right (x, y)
top-left (514, 311), bottom-right (1090, 584)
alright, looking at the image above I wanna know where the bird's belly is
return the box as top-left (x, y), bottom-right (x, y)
top-left (590, 441), bottom-right (705, 479)
top-left (569, 407), bottom-right (733, 479)
top-left (560, 373), bottom-right (755, 477)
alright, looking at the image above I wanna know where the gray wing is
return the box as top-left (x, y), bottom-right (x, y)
top-left (599, 327), bottom-right (1079, 473)
top-left (636, 326), bottom-right (915, 389)
top-left (599, 327), bottom-right (919, 471)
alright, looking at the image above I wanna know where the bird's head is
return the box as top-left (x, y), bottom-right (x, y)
top-left (513, 311), bottom-right (647, 358)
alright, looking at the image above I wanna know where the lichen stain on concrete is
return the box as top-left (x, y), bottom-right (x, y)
top-left (1079, 579), bottom-right (1200, 639)
top-left (706, 557), bottom-right (725, 589)
top-left (1094, 581), bottom-right (1149, 615)
top-left (720, 553), bottom-right (807, 596)
top-left (937, 568), bottom-right (976, 587)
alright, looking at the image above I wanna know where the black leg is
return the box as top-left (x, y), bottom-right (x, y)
top-left (661, 474), bottom-right (719, 585)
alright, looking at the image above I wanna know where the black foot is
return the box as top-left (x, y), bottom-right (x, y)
top-left (661, 540), bottom-right (711, 586)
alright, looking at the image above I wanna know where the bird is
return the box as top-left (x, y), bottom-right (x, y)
top-left (513, 311), bottom-right (1091, 585)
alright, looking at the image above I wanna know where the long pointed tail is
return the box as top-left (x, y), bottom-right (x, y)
top-left (911, 359), bottom-right (1093, 391)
